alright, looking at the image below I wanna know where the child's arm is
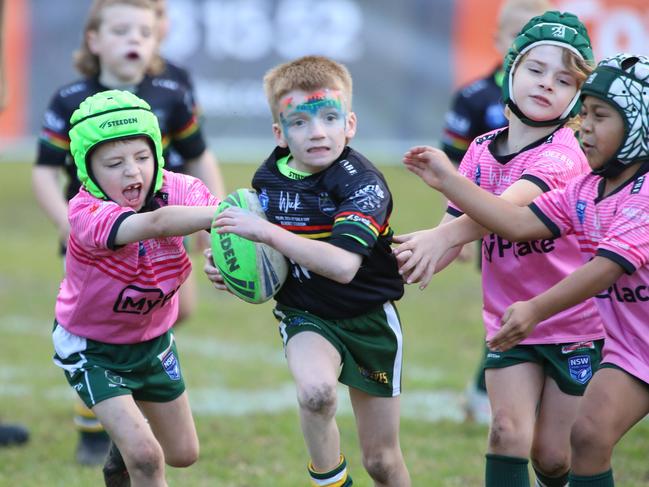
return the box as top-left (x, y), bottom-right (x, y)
top-left (395, 146), bottom-right (552, 287)
top-left (403, 145), bottom-right (552, 241)
top-left (213, 207), bottom-right (362, 283)
top-left (114, 205), bottom-right (218, 245)
top-left (489, 256), bottom-right (624, 351)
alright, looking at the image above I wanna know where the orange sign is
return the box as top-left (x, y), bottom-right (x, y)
top-left (0, 0), bottom-right (28, 137)
top-left (453, 0), bottom-right (649, 88)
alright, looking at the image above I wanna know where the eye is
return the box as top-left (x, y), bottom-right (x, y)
top-left (325, 112), bottom-right (340, 122)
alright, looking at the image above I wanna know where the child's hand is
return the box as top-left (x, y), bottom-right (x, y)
top-left (202, 248), bottom-right (228, 292)
top-left (487, 301), bottom-right (541, 352)
top-left (403, 146), bottom-right (456, 190)
top-left (212, 207), bottom-right (268, 242)
top-left (393, 228), bottom-right (449, 289)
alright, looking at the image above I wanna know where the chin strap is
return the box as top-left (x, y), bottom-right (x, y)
top-left (507, 100), bottom-right (570, 128)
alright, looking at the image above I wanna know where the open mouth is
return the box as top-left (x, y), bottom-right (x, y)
top-left (307, 146), bottom-right (329, 153)
top-left (123, 183), bottom-right (142, 203)
top-left (125, 51), bottom-right (141, 61)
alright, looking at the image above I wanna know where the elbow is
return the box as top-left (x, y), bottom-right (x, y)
top-left (329, 256), bottom-right (361, 284)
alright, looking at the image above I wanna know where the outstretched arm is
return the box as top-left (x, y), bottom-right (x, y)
top-left (403, 146), bottom-right (552, 242)
top-left (213, 207), bottom-right (362, 283)
top-left (489, 256), bottom-right (623, 351)
top-left (114, 205), bottom-right (218, 245)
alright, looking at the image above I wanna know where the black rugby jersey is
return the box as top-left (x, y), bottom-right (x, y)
top-left (36, 71), bottom-right (206, 202)
top-left (441, 67), bottom-right (507, 164)
top-left (253, 146), bottom-right (404, 319)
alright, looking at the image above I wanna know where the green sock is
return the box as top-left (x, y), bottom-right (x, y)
top-left (534, 465), bottom-right (568, 486)
top-left (308, 454), bottom-right (353, 486)
top-left (569, 469), bottom-right (614, 487)
top-left (485, 454), bottom-right (529, 487)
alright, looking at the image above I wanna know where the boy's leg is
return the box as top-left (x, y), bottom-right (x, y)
top-left (485, 363), bottom-right (544, 487)
top-left (285, 331), bottom-right (344, 473)
top-left (530, 378), bottom-right (579, 486)
top-left (570, 367), bottom-right (649, 477)
top-left (349, 389), bottom-right (410, 487)
top-left (93, 395), bottom-right (167, 486)
top-left (138, 391), bottom-right (199, 468)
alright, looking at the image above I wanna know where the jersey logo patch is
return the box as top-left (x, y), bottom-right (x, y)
top-left (161, 350), bottom-right (181, 381)
top-left (351, 184), bottom-right (384, 211)
top-left (318, 192), bottom-right (336, 216)
top-left (576, 200), bottom-right (587, 224)
top-left (258, 188), bottom-right (270, 212)
top-left (568, 355), bottom-right (592, 384)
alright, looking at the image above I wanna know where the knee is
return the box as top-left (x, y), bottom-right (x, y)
top-left (362, 450), bottom-right (399, 484)
top-left (571, 415), bottom-right (602, 455)
top-left (166, 441), bottom-right (199, 468)
top-left (489, 411), bottom-right (524, 452)
top-left (126, 443), bottom-right (165, 478)
top-left (531, 449), bottom-right (569, 478)
top-left (297, 382), bottom-right (337, 417)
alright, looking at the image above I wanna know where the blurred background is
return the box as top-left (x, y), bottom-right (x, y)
top-left (0, 0), bottom-right (647, 164)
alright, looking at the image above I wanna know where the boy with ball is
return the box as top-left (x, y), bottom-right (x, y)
top-left (206, 55), bottom-right (410, 486)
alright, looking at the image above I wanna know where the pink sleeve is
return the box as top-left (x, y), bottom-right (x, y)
top-left (529, 186), bottom-right (575, 238)
top-left (598, 193), bottom-right (649, 272)
top-left (68, 197), bottom-right (133, 250)
top-left (523, 144), bottom-right (585, 191)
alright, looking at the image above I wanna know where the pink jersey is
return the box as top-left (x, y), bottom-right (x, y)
top-left (449, 127), bottom-right (603, 344)
top-left (532, 166), bottom-right (649, 384)
top-left (55, 170), bottom-right (219, 344)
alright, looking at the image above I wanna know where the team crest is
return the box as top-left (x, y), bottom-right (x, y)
top-left (568, 355), bottom-right (592, 384)
top-left (258, 188), bottom-right (270, 212)
top-left (352, 184), bottom-right (385, 212)
top-left (576, 200), bottom-right (587, 224)
top-left (161, 350), bottom-right (181, 381)
top-left (318, 192), bottom-right (336, 215)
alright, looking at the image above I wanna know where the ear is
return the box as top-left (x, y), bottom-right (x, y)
top-left (272, 123), bottom-right (288, 148)
top-left (87, 30), bottom-right (100, 55)
top-left (345, 112), bottom-right (357, 139)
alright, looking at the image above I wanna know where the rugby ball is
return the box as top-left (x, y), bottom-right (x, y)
top-left (211, 188), bottom-right (288, 304)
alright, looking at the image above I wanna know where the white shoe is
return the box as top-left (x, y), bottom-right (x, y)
top-left (463, 382), bottom-right (491, 425)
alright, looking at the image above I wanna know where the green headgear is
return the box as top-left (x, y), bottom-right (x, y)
top-left (581, 53), bottom-right (649, 178)
top-left (502, 11), bottom-right (594, 127)
top-left (69, 90), bottom-right (165, 200)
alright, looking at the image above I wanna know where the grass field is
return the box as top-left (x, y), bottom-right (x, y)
top-left (1, 161), bottom-right (648, 486)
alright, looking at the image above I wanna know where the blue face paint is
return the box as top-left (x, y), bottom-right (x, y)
top-left (278, 89), bottom-right (346, 133)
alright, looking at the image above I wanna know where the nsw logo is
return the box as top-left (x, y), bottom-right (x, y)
top-left (568, 355), bottom-right (592, 384)
top-left (160, 350), bottom-right (181, 381)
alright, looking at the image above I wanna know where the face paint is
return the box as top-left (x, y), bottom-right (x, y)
top-left (279, 89), bottom-right (345, 132)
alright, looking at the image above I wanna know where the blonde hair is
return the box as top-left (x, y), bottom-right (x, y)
top-left (263, 55), bottom-right (353, 123)
top-left (506, 47), bottom-right (594, 130)
top-left (74, 0), bottom-right (164, 77)
top-left (498, 0), bottom-right (552, 30)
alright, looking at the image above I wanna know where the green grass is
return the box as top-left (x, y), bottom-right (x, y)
top-left (1, 162), bottom-right (648, 486)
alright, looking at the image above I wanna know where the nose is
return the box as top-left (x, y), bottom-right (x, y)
top-left (308, 119), bottom-right (326, 139)
top-left (123, 158), bottom-right (140, 176)
top-left (538, 72), bottom-right (554, 91)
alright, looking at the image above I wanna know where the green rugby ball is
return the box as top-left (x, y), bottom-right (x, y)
top-left (211, 188), bottom-right (288, 304)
